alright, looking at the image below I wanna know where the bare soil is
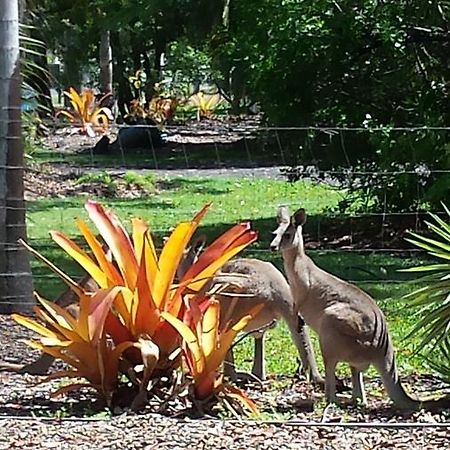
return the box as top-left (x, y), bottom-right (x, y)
top-left (1, 315), bottom-right (449, 449)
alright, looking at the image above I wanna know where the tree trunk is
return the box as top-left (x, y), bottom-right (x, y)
top-left (0, 0), bottom-right (34, 313)
top-left (99, 29), bottom-right (112, 94)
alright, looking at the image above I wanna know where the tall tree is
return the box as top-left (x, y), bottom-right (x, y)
top-left (0, 0), bottom-right (33, 313)
top-left (99, 29), bottom-right (112, 94)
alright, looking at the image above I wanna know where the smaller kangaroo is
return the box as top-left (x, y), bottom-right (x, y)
top-left (216, 258), bottom-right (323, 384)
top-left (179, 239), bottom-right (323, 383)
top-left (271, 206), bottom-right (449, 410)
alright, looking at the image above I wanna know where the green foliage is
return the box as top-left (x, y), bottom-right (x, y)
top-left (162, 40), bottom-right (221, 98)
top-left (402, 204), bottom-right (450, 380)
top-left (122, 171), bottom-right (156, 191)
top-left (212, 0), bottom-right (449, 211)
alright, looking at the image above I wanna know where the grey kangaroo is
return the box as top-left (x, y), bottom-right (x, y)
top-left (271, 205), bottom-right (450, 410)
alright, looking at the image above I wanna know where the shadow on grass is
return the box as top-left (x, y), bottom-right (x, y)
top-left (34, 136), bottom-right (295, 170)
top-left (29, 211), bottom-right (421, 302)
top-left (156, 178), bottom-right (231, 195)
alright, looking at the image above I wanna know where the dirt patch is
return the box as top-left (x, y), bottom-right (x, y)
top-left (24, 165), bottom-right (156, 200)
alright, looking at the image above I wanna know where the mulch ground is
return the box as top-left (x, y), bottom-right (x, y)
top-left (1, 315), bottom-right (449, 449)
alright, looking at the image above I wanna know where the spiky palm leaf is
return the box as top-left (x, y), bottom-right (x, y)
top-left (402, 204), bottom-right (450, 369)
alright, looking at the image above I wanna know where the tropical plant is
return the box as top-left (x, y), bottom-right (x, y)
top-left (56, 87), bottom-right (113, 137)
top-left (162, 297), bottom-right (262, 414)
top-left (12, 287), bottom-right (134, 403)
top-left (13, 200), bottom-right (260, 412)
top-left (128, 69), bottom-right (147, 103)
top-left (188, 91), bottom-right (223, 120)
top-left (148, 95), bottom-right (178, 123)
top-left (403, 204), bottom-right (450, 379)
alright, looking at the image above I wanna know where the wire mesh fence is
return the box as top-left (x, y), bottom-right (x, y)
top-left (1, 122), bottom-right (449, 308)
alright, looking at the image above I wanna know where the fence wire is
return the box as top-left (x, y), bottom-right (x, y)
top-left (0, 123), bottom-right (448, 307)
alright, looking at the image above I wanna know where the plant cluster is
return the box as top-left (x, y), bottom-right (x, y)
top-left (188, 91), bottom-right (223, 121)
top-left (403, 204), bottom-right (450, 380)
top-left (56, 87), bottom-right (113, 137)
top-left (13, 201), bottom-right (260, 415)
top-left (124, 75), bottom-right (179, 125)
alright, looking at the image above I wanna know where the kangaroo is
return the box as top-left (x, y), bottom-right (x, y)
top-left (2, 241), bottom-right (323, 385)
top-left (270, 206), bottom-right (450, 410)
top-left (178, 237), bottom-right (323, 384)
top-left (215, 258), bottom-right (323, 383)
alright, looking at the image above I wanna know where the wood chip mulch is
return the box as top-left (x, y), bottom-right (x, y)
top-left (1, 316), bottom-right (449, 449)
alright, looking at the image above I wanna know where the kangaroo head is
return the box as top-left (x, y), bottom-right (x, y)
top-left (270, 206), bottom-right (306, 251)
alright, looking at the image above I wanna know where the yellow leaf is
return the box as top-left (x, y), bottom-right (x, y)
top-left (51, 230), bottom-right (109, 288)
top-left (153, 222), bottom-right (194, 308)
top-left (208, 304), bottom-right (264, 374)
top-left (143, 230), bottom-right (159, 292)
top-left (201, 300), bottom-right (219, 359)
top-left (160, 311), bottom-right (205, 376)
top-left (11, 314), bottom-right (60, 340)
top-left (85, 200), bottom-right (139, 288)
top-left (19, 239), bottom-right (84, 297)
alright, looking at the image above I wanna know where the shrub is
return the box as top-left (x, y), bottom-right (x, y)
top-left (14, 201), bottom-right (260, 414)
top-left (402, 204), bottom-right (450, 380)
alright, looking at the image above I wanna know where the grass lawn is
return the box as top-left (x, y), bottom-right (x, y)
top-left (25, 175), bottom-right (433, 380)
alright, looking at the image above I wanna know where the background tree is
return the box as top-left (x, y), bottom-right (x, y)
top-left (210, 0), bottom-right (449, 211)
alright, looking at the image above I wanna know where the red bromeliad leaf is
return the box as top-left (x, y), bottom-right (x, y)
top-left (80, 287), bottom-right (122, 345)
top-left (180, 225), bottom-right (258, 294)
top-left (76, 218), bottom-right (122, 285)
top-left (85, 200), bottom-right (138, 288)
top-left (181, 222), bottom-right (254, 281)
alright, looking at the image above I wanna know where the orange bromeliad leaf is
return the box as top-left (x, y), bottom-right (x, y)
top-left (50, 230), bottom-right (109, 288)
top-left (76, 218), bottom-right (122, 286)
top-left (160, 310), bottom-right (205, 376)
top-left (85, 200), bottom-right (138, 288)
top-left (12, 284), bottom-right (133, 401)
top-left (162, 297), bottom-right (263, 401)
top-left (152, 203), bottom-right (211, 309)
top-left (18, 238), bottom-right (84, 297)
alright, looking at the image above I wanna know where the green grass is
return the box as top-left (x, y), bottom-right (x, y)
top-left (24, 175), bottom-right (435, 379)
top-left (26, 176), bottom-right (341, 244)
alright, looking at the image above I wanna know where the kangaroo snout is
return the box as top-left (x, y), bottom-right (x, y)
top-left (269, 239), bottom-right (279, 252)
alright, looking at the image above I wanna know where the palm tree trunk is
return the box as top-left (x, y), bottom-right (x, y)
top-left (0, 0), bottom-right (34, 313)
top-left (99, 29), bottom-right (112, 95)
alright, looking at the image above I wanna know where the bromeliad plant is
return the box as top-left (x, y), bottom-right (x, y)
top-left (188, 91), bottom-right (223, 120)
top-left (13, 287), bottom-right (135, 403)
top-left (403, 204), bottom-right (450, 379)
top-left (56, 87), bottom-right (113, 137)
top-left (13, 200), bottom-right (260, 412)
top-left (162, 296), bottom-right (262, 415)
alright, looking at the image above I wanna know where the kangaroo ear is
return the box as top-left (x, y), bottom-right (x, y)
top-left (277, 206), bottom-right (290, 224)
top-left (292, 208), bottom-right (306, 227)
